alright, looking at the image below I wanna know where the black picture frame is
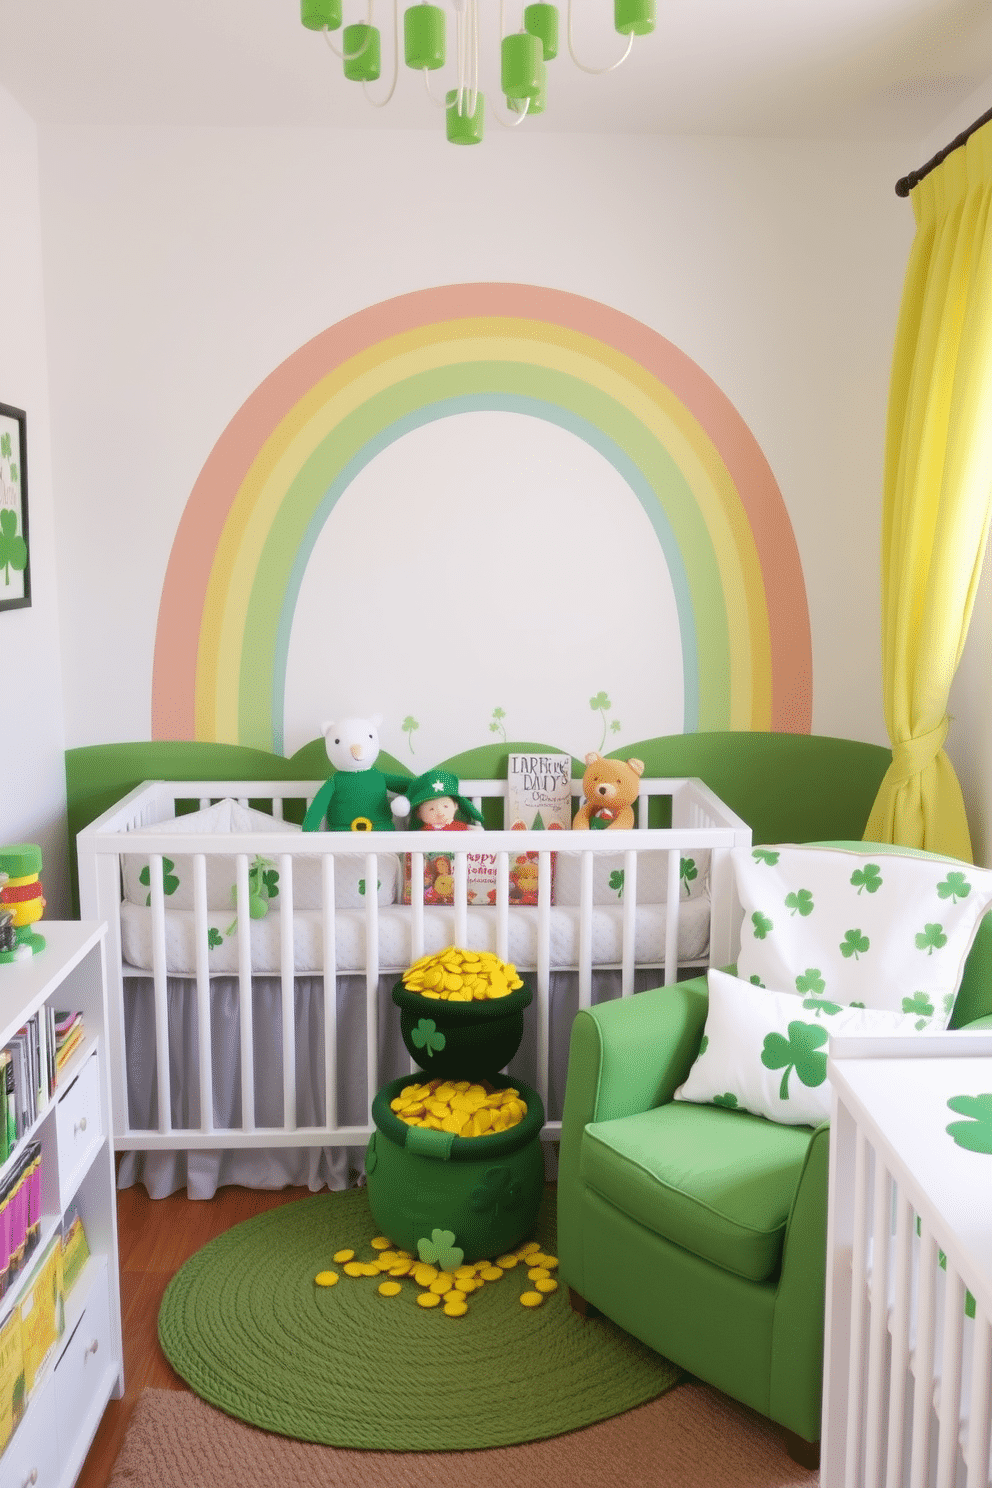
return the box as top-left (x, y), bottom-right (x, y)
top-left (0, 403), bottom-right (30, 612)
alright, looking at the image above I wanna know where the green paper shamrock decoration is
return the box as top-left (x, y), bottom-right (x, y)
top-left (945, 1093), bottom-right (992, 1154)
top-left (410, 1018), bottom-right (446, 1057)
top-left (417, 1228), bottom-right (464, 1270)
top-left (761, 1021), bottom-right (828, 1101)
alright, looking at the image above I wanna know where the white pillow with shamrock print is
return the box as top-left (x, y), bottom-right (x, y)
top-left (673, 968), bottom-right (942, 1127)
top-left (732, 845), bottom-right (992, 1031)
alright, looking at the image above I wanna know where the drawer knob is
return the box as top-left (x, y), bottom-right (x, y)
top-left (74, 1116), bottom-right (88, 1136)
top-left (85, 1337), bottom-right (99, 1357)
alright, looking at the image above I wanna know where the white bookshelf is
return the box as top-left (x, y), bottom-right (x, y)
top-left (0, 923), bottom-right (123, 1488)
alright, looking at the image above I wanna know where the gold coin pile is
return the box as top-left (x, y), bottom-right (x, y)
top-left (401, 947), bottom-right (524, 1001)
top-left (314, 1237), bottom-right (560, 1314)
top-left (389, 1078), bottom-right (527, 1137)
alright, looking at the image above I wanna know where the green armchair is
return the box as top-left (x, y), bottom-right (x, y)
top-left (557, 902), bottom-right (992, 1463)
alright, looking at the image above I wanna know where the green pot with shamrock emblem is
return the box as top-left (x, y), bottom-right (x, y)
top-left (392, 979), bottom-right (532, 1081)
top-left (364, 1073), bottom-right (545, 1263)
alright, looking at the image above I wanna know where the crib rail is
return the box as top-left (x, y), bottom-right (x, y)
top-left (823, 1034), bottom-right (992, 1488)
top-left (76, 776), bottom-right (750, 1158)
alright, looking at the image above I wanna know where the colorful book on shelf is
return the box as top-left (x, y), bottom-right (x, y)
top-left (61, 1203), bottom-right (90, 1296)
top-left (54, 1012), bottom-right (84, 1075)
top-left (0, 1306), bottom-right (25, 1453)
top-left (505, 753), bottom-right (572, 904)
top-left (18, 1232), bottom-right (64, 1397)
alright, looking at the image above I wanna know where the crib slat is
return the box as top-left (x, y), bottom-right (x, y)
top-left (409, 852), bottom-right (425, 963)
top-left (453, 851), bottom-right (468, 949)
top-left (578, 851), bottom-right (593, 1010)
top-left (322, 853), bottom-right (338, 1131)
top-left (910, 1225), bottom-right (939, 1488)
top-left (935, 1266), bottom-right (965, 1488)
top-left (844, 1129), bottom-right (871, 1488)
top-left (192, 853), bottom-right (214, 1136)
top-left (279, 854), bottom-right (296, 1132)
top-left (885, 1188), bottom-right (915, 1488)
top-left (535, 851), bottom-right (552, 1112)
top-left (864, 1156), bottom-right (892, 1487)
top-left (663, 848), bottom-right (680, 986)
top-left (235, 853), bottom-right (256, 1132)
top-left (496, 852), bottom-right (509, 963)
top-left (965, 1310), bottom-right (991, 1488)
top-left (148, 854), bottom-right (173, 1136)
top-left (621, 849), bottom-right (637, 996)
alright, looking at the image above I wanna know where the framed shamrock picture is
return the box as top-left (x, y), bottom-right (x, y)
top-left (0, 403), bottom-right (30, 611)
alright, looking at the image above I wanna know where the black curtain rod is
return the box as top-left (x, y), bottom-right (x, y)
top-left (895, 102), bottom-right (992, 196)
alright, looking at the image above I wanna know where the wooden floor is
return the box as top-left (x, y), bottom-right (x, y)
top-left (75, 1181), bottom-right (315, 1488)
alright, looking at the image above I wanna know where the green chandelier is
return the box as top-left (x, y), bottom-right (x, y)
top-left (301, 0), bottom-right (656, 145)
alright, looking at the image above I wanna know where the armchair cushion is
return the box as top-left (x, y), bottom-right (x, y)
top-left (580, 1100), bottom-right (814, 1282)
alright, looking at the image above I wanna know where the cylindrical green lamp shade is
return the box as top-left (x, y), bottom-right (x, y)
top-left (343, 23), bottom-right (381, 81)
top-left (615, 0), bottom-right (655, 36)
top-left (509, 77), bottom-right (546, 116)
top-left (501, 31), bottom-right (544, 100)
top-left (524, 4), bottom-right (558, 60)
top-left (446, 89), bottom-right (485, 144)
top-left (404, 4), bottom-right (445, 69)
top-left (301, 0), bottom-right (342, 30)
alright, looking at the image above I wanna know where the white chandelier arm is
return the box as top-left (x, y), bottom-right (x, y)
top-left (321, 1), bottom-right (374, 61)
top-left (566, 0), bottom-right (634, 74)
top-left (422, 67), bottom-right (447, 108)
top-left (453, 0), bottom-right (480, 118)
top-left (363, 0), bottom-right (401, 106)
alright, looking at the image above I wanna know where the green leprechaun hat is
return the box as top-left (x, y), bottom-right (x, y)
top-left (407, 770), bottom-right (484, 827)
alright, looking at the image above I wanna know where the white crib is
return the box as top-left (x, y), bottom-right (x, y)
top-left (823, 1033), bottom-right (992, 1488)
top-left (76, 775), bottom-right (750, 1195)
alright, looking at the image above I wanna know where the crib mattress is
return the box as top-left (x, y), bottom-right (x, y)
top-left (118, 896), bottom-right (712, 976)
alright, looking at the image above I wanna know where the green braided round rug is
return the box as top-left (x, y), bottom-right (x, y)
top-left (158, 1186), bottom-right (681, 1451)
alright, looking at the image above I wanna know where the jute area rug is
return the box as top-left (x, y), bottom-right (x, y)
top-left (110, 1383), bottom-right (820, 1488)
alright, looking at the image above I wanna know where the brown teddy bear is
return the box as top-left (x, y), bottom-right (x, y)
top-left (572, 752), bottom-right (645, 830)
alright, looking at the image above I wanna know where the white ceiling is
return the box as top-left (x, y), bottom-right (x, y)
top-left (1, 0), bottom-right (990, 143)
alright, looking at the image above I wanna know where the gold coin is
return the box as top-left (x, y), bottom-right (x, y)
top-left (534, 1278), bottom-right (558, 1294)
top-left (314, 1270), bottom-right (338, 1287)
top-left (478, 1265), bottom-right (504, 1282)
top-left (446, 1290), bottom-right (467, 1304)
top-left (517, 1241), bottom-right (541, 1256)
top-left (377, 1281), bottom-right (402, 1297)
top-left (443, 1300), bottom-right (469, 1317)
top-left (343, 1262), bottom-right (365, 1277)
top-left (528, 1267), bottom-right (551, 1281)
top-left (454, 1265), bottom-right (476, 1279)
top-left (417, 1291), bottom-right (442, 1308)
top-left (519, 1291), bottom-right (544, 1308)
top-left (458, 1277), bottom-right (479, 1293)
top-left (333, 1249), bottom-right (355, 1263)
top-left (495, 1254), bottom-right (518, 1269)
top-left (429, 1275), bottom-right (454, 1294)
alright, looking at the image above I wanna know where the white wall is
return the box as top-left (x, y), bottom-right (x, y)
top-left (0, 87), bottom-right (68, 915)
top-left (37, 123), bottom-right (912, 769)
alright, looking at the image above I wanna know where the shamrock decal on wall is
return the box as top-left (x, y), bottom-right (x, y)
top-left (945, 1094), bottom-right (992, 1154)
top-left (410, 1018), bottom-right (446, 1057)
top-left (760, 1021), bottom-right (828, 1101)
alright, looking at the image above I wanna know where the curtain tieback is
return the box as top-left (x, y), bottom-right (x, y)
top-left (889, 716), bottom-right (950, 786)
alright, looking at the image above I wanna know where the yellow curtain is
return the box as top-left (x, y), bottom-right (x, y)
top-left (865, 120), bottom-right (992, 860)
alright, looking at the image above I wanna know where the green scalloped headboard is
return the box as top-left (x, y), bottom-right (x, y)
top-left (64, 731), bottom-right (893, 915)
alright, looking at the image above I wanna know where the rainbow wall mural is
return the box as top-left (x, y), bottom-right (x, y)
top-left (152, 283), bottom-right (812, 751)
